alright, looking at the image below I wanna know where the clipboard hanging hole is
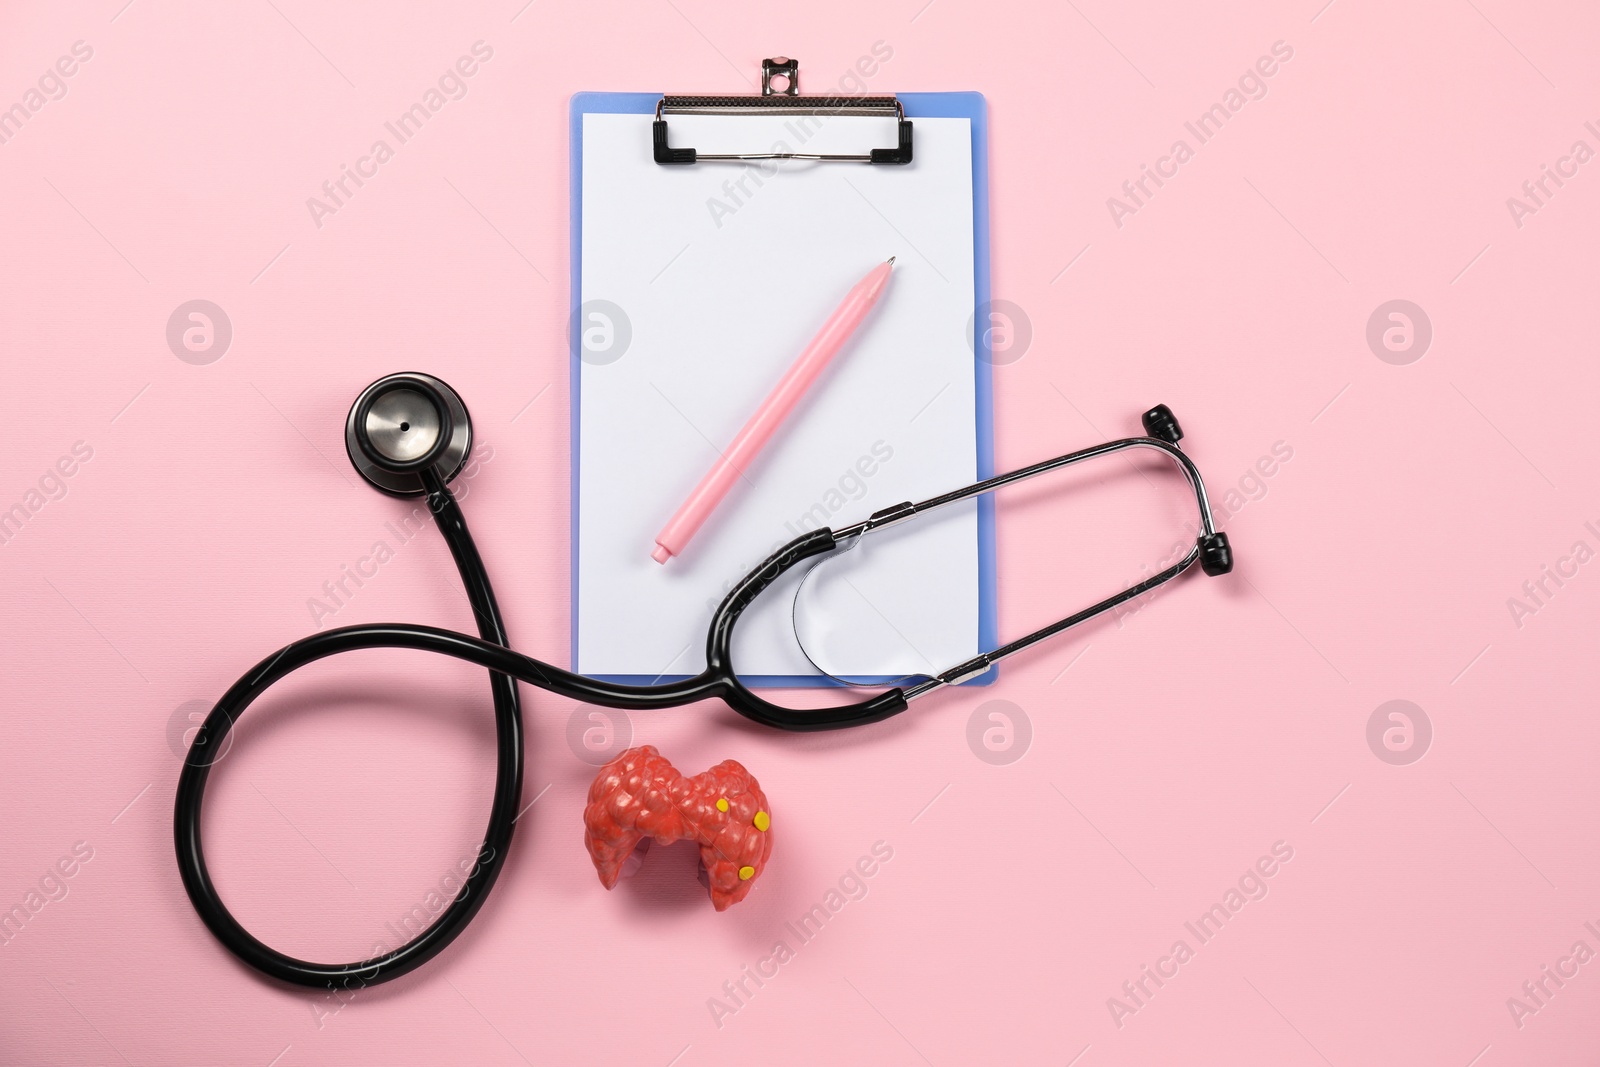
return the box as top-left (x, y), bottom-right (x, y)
top-left (762, 57), bottom-right (800, 96)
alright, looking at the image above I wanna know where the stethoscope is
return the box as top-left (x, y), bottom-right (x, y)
top-left (175, 371), bottom-right (1233, 989)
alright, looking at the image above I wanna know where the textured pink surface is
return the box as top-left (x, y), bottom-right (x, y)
top-left (2, 1), bottom-right (1599, 1064)
top-left (584, 746), bottom-right (773, 910)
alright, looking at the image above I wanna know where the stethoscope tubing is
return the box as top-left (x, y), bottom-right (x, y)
top-left (175, 421), bottom-right (1226, 989)
top-left (173, 473), bottom-right (907, 989)
top-left (174, 470), bottom-right (525, 989)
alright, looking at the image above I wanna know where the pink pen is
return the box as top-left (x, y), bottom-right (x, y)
top-left (652, 256), bottom-right (896, 564)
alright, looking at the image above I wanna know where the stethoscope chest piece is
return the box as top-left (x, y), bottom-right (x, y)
top-left (345, 372), bottom-right (474, 497)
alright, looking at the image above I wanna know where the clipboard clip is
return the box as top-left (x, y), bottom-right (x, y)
top-left (653, 57), bottom-right (913, 166)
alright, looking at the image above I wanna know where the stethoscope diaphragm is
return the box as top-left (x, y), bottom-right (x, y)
top-left (345, 372), bottom-right (474, 497)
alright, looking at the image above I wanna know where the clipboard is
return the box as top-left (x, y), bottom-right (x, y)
top-left (569, 60), bottom-right (996, 687)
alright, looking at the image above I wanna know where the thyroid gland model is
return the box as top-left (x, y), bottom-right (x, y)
top-left (583, 746), bottom-right (773, 911)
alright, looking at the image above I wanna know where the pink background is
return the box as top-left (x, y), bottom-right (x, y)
top-left (3, 0), bottom-right (1598, 1063)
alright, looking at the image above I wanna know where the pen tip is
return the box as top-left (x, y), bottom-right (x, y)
top-left (887, 256), bottom-right (896, 266)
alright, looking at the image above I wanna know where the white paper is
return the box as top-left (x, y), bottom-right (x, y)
top-left (577, 110), bottom-right (979, 680)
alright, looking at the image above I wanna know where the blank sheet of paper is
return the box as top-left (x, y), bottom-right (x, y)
top-left (575, 108), bottom-right (980, 682)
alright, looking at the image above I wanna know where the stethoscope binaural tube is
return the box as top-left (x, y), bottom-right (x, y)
top-left (173, 377), bottom-right (1229, 989)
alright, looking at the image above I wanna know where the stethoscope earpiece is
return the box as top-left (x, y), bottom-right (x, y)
top-left (1140, 403), bottom-right (1183, 444)
top-left (1139, 404), bottom-right (1231, 575)
top-left (345, 372), bottom-right (474, 496)
top-left (1199, 532), bottom-right (1233, 576)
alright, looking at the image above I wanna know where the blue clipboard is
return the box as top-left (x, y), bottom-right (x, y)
top-left (569, 89), bottom-right (996, 687)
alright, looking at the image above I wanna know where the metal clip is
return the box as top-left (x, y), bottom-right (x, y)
top-left (653, 57), bottom-right (913, 166)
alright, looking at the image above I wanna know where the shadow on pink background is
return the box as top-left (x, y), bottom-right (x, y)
top-left (3, 0), bottom-right (1599, 1063)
